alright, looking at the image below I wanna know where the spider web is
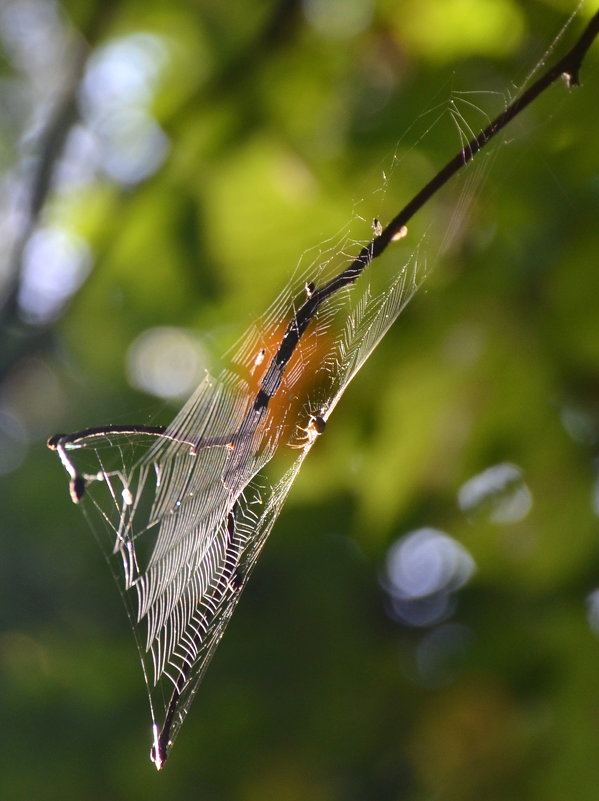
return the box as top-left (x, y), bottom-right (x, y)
top-left (59, 224), bottom-right (427, 765)
top-left (49, 11), bottom-right (582, 765)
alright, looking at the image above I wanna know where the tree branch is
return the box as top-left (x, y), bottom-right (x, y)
top-left (248, 11), bottom-right (599, 418)
top-left (376, 9), bottom-right (599, 252)
top-left (0, 2), bottom-right (119, 385)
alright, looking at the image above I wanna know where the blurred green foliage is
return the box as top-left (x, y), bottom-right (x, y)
top-left (1, 1), bottom-right (599, 799)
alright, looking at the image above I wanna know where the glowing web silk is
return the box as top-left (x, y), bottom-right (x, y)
top-left (49, 225), bottom-right (422, 767)
top-left (48, 10), bottom-right (599, 767)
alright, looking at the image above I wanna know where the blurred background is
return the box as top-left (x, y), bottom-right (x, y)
top-left (1, 0), bottom-right (599, 799)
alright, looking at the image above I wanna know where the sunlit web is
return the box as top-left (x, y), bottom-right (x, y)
top-left (47, 10), bottom-right (588, 767)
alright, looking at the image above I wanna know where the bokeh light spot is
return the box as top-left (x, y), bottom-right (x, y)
top-left (458, 462), bottom-right (532, 524)
top-left (18, 226), bottom-right (91, 324)
top-left (383, 528), bottom-right (476, 627)
top-left (127, 327), bottom-right (209, 400)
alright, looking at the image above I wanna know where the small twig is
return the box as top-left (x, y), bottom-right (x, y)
top-left (375, 9), bottom-right (599, 251)
top-left (249, 10), bottom-right (599, 417)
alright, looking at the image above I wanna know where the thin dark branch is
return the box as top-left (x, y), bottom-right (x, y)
top-left (251, 10), bottom-right (599, 415)
top-left (0, 2), bottom-right (119, 385)
top-left (376, 9), bottom-right (599, 250)
top-left (0, 42), bottom-right (87, 377)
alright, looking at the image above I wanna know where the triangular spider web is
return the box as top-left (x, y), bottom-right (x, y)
top-left (48, 19), bottom-right (587, 762)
